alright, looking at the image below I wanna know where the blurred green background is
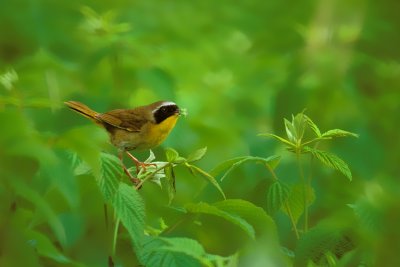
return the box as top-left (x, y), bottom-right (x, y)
top-left (1, 0), bottom-right (399, 266)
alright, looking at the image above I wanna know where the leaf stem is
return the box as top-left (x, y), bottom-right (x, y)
top-left (284, 200), bottom-right (300, 239)
top-left (296, 150), bottom-right (308, 233)
top-left (264, 163), bottom-right (299, 239)
top-left (112, 218), bottom-right (120, 257)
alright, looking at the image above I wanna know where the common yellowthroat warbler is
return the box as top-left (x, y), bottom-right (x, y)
top-left (65, 100), bottom-right (181, 185)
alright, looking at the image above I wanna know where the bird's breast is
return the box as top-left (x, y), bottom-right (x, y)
top-left (110, 114), bottom-right (179, 151)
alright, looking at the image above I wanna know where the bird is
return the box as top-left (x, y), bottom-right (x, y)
top-left (64, 100), bottom-right (181, 185)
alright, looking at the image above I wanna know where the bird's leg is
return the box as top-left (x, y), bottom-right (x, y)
top-left (125, 151), bottom-right (157, 174)
top-left (118, 151), bottom-right (141, 186)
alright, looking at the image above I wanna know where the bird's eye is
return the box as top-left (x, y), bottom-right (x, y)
top-left (161, 107), bottom-right (167, 113)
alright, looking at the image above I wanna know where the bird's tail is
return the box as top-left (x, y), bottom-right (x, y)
top-left (64, 101), bottom-right (99, 122)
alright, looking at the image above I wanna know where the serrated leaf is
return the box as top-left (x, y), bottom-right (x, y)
top-left (165, 148), bottom-right (179, 162)
top-left (267, 181), bottom-right (290, 215)
top-left (26, 230), bottom-right (71, 264)
top-left (187, 147), bottom-right (207, 162)
top-left (213, 199), bottom-right (276, 236)
top-left (304, 115), bottom-right (321, 137)
top-left (304, 147), bottom-right (352, 181)
top-left (164, 165), bottom-right (176, 205)
top-left (112, 183), bottom-right (145, 255)
top-left (211, 155), bottom-right (281, 182)
top-left (282, 184), bottom-right (315, 224)
top-left (97, 152), bottom-right (121, 201)
top-left (185, 202), bottom-right (255, 239)
top-left (321, 129), bottom-right (359, 139)
top-left (186, 164), bottom-right (226, 199)
top-left (294, 224), bottom-right (346, 267)
top-left (349, 199), bottom-right (382, 231)
top-left (142, 237), bottom-right (202, 267)
top-left (258, 133), bottom-right (295, 147)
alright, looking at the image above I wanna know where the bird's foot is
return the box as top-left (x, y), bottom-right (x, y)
top-left (126, 151), bottom-right (157, 174)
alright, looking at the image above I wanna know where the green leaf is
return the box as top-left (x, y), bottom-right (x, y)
top-left (158, 237), bottom-right (208, 263)
top-left (304, 115), bottom-right (321, 137)
top-left (185, 202), bottom-right (255, 239)
top-left (70, 152), bottom-right (91, 176)
top-left (267, 181), bottom-right (291, 215)
top-left (294, 223), bottom-right (347, 267)
top-left (186, 147), bottom-right (207, 162)
top-left (164, 164), bottom-right (176, 205)
top-left (304, 147), bottom-right (352, 181)
top-left (281, 184), bottom-right (315, 224)
top-left (145, 150), bottom-right (156, 163)
top-left (39, 151), bottom-right (79, 208)
top-left (213, 199), bottom-right (276, 236)
top-left (284, 118), bottom-right (297, 143)
top-left (211, 155), bottom-right (281, 182)
top-left (165, 148), bottom-right (179, 163)
top-left (112, 183), bottom-right (145, 255)
top-left (349, 198), bottom-right (382, 231)
top-left (186, 164), bottom-right (226, 199)
top-left (292, 113), bottom-right (307, 142)
top-left (142, 237), bottom-right (202, 267)
top-left (25, 230), bottom-right (71, 264)
top-left (321, 129), bottom-right (359, 139)
top-left (97, 152), bottom-right (121, 201)
top-left (10, 179), bottom-right (66, 246)
top-left (258, 133), bottom-right (295, 147)
top-left (209, 156), bottom-right (250, 177)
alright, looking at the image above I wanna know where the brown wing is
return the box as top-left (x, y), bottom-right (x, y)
top-left (96, 108), bottom-right (148, 132)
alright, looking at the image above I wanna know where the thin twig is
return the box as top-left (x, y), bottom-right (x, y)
top-left (296, 150), bottom-right (308, 233)
top-left (134, 163), bottom-right (172, 190)
top-left (112, 218), bottom-right (120, 257)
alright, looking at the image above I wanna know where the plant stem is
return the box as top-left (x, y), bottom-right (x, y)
top-left (296, 150), bottom-right (308, 233)
top-left (265, 163), bottom-right (299, 239)
top-left (284, 200), bottom-right (300, 239)
top-left (112, 218), bottom-right (120, 257)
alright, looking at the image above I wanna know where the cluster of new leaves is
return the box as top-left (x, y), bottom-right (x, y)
top-left (210, 112), bottom-right (358, 266)
top-left (259, 112), bottom-right (358, 181)
top-left (127, 147), bottom-right (226, 203)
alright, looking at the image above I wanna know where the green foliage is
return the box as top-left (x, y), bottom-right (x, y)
top-left (185, 202), bottom-right (256, 239)
top-left (186, 164), bottom-right (226, 200)
top-left (211, 155), bottom-right (281, 181)
top-left (9, 179), bottom-right (67, 246)
top-left (1, 0), bottom-right (397, 265)
top-left (294, 223), bottom-right (351, 267)
top-left (97, 153), bottom-right (121, 200)
top-left (186, 147), bottom-right (208, 163)
top-left (25, 230), bottom-right (72, 265)
top-left (304, 147), bottom-right (352, 181)
top-left (112, 183), bottom-right (145, 256)
top-left (260, 111), bottom-right (357, 180)
top-left (267, 181), bottom-right (290, 215)
top-left (142, 237), bottom-right (203, 267)
top-left (282, 184), bottom-right (315, 225)
top-left (213, 199), bottom-right (276, 236)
